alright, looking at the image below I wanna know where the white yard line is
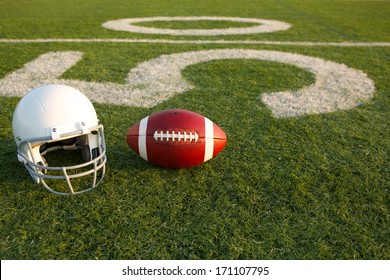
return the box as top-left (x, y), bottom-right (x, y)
top-left (0, 38), bottom-right (389, 47)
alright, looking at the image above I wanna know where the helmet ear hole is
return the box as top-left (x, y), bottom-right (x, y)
top-left (81, 145), bottom-right (91, 162)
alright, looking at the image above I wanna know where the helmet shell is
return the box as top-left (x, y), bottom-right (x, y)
top-left (12, 84), bottom-right (98, 145)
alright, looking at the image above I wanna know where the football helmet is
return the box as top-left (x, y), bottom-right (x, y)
top-left (12, 84), bottom-right (107, 195)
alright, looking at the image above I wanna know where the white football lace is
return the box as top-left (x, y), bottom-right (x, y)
top-left (153, 130), bottom-right (199, 143)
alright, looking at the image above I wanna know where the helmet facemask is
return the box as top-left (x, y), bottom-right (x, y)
top-left (16, 125), bottom-right (107, 195)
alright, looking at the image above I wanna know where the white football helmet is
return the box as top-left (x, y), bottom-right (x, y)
top-left (12, 84), bottom-right (107, 195)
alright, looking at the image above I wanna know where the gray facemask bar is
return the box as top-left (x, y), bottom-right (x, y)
top-left (16, 125), bottom-right (107, 195)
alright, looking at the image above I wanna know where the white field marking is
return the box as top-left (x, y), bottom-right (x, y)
top-left (0, 49), bottom-right (375, 118)
top-left (204, 118), bottom-right (214, 162)
top-left (138, 116), bottom-right (149, 161)
top-left (0, 51), bottom-right (168, 107)
top-left (101, 16), bottom-right (291, 36)
top-left (0, 38), bottom-right (389, 47)
top-left (0, 52), bottom-right (84, 97)
top-left (124, 49), bottom-right (376, 118)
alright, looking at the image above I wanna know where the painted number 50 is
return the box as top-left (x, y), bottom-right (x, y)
top-left (0, 49), bottom-right (375, 118)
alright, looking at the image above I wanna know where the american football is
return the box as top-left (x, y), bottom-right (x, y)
top-left (126, 109), bottom-right (227, 168)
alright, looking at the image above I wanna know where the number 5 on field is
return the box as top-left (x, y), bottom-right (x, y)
top-left (0, 49), bottom-right (374, 118)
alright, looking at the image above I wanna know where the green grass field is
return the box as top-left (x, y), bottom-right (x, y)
top-left (0, 0), bottom-right (389, 260)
